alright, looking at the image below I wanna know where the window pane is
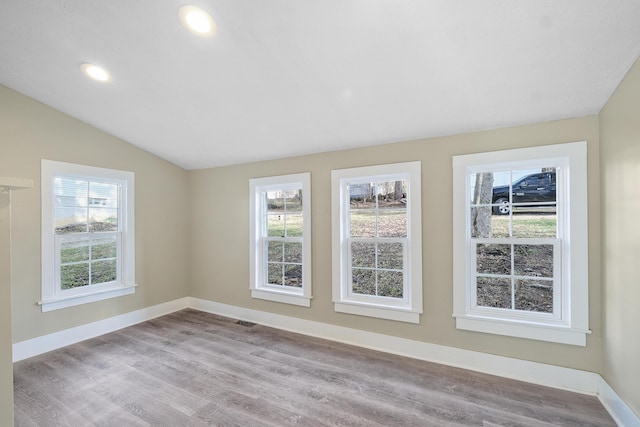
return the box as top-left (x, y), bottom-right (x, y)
top-left (55, 207), bottom-right (87, 234)
top-left (91, 259), bottom-right (117, 285)
top-left (54, 178), bottom-right (88, 207)
top-left (378, 271), bottom-right (403, 298)
top-left (476, 276), bottom-right (511, 309)
top-left (285, 213), bottom-right (303, 237)
top-left (471, 209), bottom-right (557, 239)
top-left (267, 214), bottom-right (285, 237)
top-left (476, 244), bottom-right (511, 275)
top-left (349, 210), bottom-right (376, 238)
top-left (267, 241), bottom-right (283, 262)
top-left (510, 168), bottom-right (555, 206)
top-left (470, 206), bottom-right (506, 238)
top-left (283, 242), bottom-right (302, 263)
top-left (469, 172), bottom-right (496, 206)
top-left (89, 208), bottom-right (118, 232)
top-left (515, 279), bottom-right (553, 313)
top-left (267, 263), bottom-right (283, 286)
top-left (348, 183), bottom-right (374, 201)
top-left (266, 192), bottom-right (284, 213)
top-left (284, 264), bottom-right (302, 287)
top-left (92, 236), bottom-right (118, 260)
top-left (376, 180), bottom-right (406, 208)
top-left (378, 210), bottom-right (406, 238)
top-left (485, 171), bottom-right (512, 208)
top-left (377, 242), bottom-right (403, 270)
top-left (283, 189), bottom-right (302, 212)
top-left (351, 241), bottom-right (375, 268)
top-left (512, 211), bottom-right (556, 238)
top-left (60, 238), bottom-right (90, 263)
top-left (89, 182), bottom-right (118, 208)
top-left (352, 268), bottom-right (375, 295)
top-left (61, 263), bottom-right (90, 289)
top-left (514, 244), bottom-right (554, 278)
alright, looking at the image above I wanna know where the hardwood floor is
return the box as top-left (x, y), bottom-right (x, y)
top-left (14, 309), bottom-right (615, 426)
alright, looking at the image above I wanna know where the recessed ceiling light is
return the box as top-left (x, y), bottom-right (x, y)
top-left (179, 5), bottom-right (216, 37)
top-left (80, 63), bottom-right (111, 82)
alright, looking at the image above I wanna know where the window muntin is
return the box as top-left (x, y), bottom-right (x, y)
top-left (452, 142), bottom-right (589, 346)
top-left (332, 162), bottom-right (422, 323)
top-left (41, 160), bottom-right (136, 312)
top-left (250, 173), bottom-right (311, 307)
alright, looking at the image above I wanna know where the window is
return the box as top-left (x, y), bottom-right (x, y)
top-left (332, 162), bottom-right (422, 323)
top-left (452, 142), bottom-right (589, 345)
top-left (250, 173), bottom-right (311, 306)
top-left (41, 160), bottom-right (136, 312)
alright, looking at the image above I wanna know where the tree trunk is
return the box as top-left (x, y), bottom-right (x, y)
top-left (471, 173), bottom-right (494, 238)
top-left (394, 181), bottom-right (403, 200)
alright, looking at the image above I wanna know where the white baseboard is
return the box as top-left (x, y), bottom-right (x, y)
top-left (598, 376), bottom-right (640, 427)
top-left (12, 297), bottom-right (190, 362)
top-left (12, 296), bottom-right (638, 426)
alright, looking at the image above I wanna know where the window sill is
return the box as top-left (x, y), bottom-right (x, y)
top-left (40, 284), bottom-right (137, 312)
top-left (454, 314), bottom-right (590, 346)
top-left (251, 288), bottom-right (311, 307)
top-left (335, 301), bottom-right (420, 324)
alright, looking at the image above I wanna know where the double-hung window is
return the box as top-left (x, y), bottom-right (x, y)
top-left (41, 160), bottom-right (136, 312)
top-left (250, 173), bottom-right (312, 307)
top-left (332, 161), bottom-right (422, 323)
top-left (452, 142), bottom-right (589, 345)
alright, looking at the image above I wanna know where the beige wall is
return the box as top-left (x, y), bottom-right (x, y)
top-left (1, 192), bottom-right (13, 425)
top-left (600, 56), bottom-right (640, 417)
top-left (190, 115), bottom-right (603, 371)
top-left (0, 85), bottom-right (191, 343)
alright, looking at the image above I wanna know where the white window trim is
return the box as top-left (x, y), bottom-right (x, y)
top-left (249, 173), bottom-right (312, 307)
top-left (332, 161), bottom-right (422, 323)
top-left (452, 141), bottom-right (590, 346)
top-left (40, 160), bottom-right (136, 312)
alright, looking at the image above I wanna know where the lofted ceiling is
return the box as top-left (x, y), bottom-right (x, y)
top-left (1, 1), bottom-right (640, 170)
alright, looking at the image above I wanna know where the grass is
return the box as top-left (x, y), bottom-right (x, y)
top-left (267, 263), bottom-right (302, 287)
top-left (350, 241), bottom-right (404, 298)
top-left (348, 209), bottom-right (406, 298)
top-left (349, 210), bottom-right (407, 238)
top-left (476, 233), bottom-right (555, 313)
top-left (352, 269), bottom-right (403, 298)
top-left (474, 212), bottom-right (556, 313)
top-left (267, 214), bottom-right (303, 237)
top-left (61, 242), bottom-right (117, 263)
top-left (60, 241), bottom-right (117, 289)
top-left (60, 260), bottom-right (117, 289)
top-left (266, 239), bottom-right (303, 287)
top-left (490, 213), bottom-right (557, 238)
top-left (476, 277), bottom-right (553, 313)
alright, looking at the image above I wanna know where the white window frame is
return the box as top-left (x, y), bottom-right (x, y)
top-left (452, 142), bottom-right (590, 346)
top-left (332, 161), bottom-right (422, 323)
top-left (41, 160), bottom-right (136, 312)
top-left (250, 173), bottom-right (312, 307)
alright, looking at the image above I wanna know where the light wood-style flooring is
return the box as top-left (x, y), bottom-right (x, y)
top-left (14, 309), bottom-right (615, 426)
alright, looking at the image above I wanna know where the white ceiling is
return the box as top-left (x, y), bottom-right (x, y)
top-left (1, 1), bottom-right (640, 170)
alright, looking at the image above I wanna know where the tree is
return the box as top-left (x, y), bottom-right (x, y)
top-left (471, 173), bottom-right (494, 238)
top-left (394, 180), bottom-right (403, 200)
